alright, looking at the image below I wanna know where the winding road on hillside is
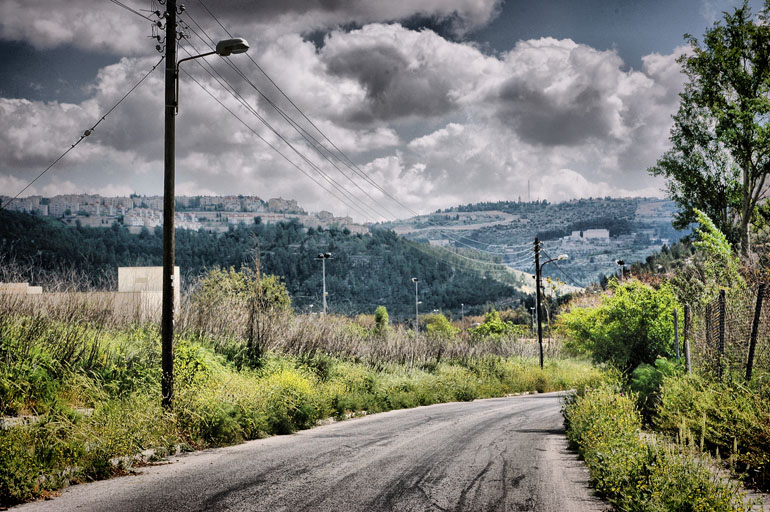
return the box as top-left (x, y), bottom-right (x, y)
top-left (17, 392), bottom-right (609, 512)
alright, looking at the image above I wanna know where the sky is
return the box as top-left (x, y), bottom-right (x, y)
top-left (0, 0), bottom-right (763, 222)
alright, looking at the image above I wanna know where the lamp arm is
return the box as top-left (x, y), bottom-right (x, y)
top-left (174, 51), bottom-right (217, 114)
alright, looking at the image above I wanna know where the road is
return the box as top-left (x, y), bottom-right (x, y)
top-left (17, 392), bottom-right (608, 512)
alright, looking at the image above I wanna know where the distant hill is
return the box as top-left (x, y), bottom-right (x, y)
top-left (378, 197), bottom-right (686, 286)
top-left (0, 210), bottom-right (531, 319)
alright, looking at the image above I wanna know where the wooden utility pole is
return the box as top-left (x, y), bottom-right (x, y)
top-left (534, 237), bottom-right (544, 369)
top-left (161, 0), bottom-right (177, 409)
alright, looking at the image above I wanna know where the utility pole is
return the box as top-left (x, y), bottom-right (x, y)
top-left (316, 252), bottom-right (331, 316)
top-left (534, 237), bottom-right (544, 369)
top-left (161, 0), bottom-right (178, 410)
top-left (412, 277), bottom-right (419, 340)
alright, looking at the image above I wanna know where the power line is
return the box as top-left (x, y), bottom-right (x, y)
top-left (191, 0), bottom-right (419, 219)
top-left (178, 64), bottom-right (377, 222)
top-left (179, 12), bottom-right (399, 221)
top-left (1, 57), bottom-right (164, 212)
top-left (177, 42), bottom-right (379, 222)
top-left (108, 0), bottom-right (155, 21)
top-left (541, 248), bottom-right (584, 288)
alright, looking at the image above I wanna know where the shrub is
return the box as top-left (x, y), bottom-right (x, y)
top-left (373, 306), bottom-right (389, 336)
top-left (564, 385), bottom-right (754, 511)
top-left (559, 280), bottom-right (680, 372)
top-left (629, 356), bottom-right (682, 422)
top-left (655, 374), bottom-right (770, 490)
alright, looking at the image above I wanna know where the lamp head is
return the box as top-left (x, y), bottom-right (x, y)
top-left (412, 277), bottom-right (419, 283)
top-left (215, 38), bottom-right (250, 57)
top-left (557, 254), bottom-right (568, 261)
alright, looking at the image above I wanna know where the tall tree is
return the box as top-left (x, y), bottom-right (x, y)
top-left (650, 1), bottom-right (770, 254)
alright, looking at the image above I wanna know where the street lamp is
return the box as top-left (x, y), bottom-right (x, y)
top-left (316, 252), bottom-right (332, 316)
top-left (161, 0), bottom-right (249, 410)
top-left (535, 252), bottom-right (567, 369)
top-left (412, 277), bottom-right (419, 340)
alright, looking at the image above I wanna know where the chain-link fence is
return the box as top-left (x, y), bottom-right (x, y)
top-left (681, 284), bottom-right (770, 380)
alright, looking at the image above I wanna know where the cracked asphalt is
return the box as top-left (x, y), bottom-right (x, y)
top-left (16, 392), bottom-right (609, 512)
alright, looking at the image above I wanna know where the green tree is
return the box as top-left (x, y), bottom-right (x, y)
top-left (373, 306), bottom-right (389, 336)
top-left (423, 313), bottom-right (459, 340)
top-left (559, 279), bottom-right (679, 373)
top-left (649, 1), bottom-right (770, 254)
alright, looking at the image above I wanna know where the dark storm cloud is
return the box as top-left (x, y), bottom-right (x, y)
top-left (324, 44), bottom-right (456, 123)
top-left (495, 78), bottom-right (616, 146)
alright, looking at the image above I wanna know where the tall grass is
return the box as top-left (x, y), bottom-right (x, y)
top-left (0, 268), bottom-right (604, 505)
top-left (564, 385), bottom-right (757, 511)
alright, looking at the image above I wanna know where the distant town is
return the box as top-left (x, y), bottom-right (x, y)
top-left (0, 194), bottom-right (369, 235)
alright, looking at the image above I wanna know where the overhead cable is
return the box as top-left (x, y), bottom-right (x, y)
top-left (1, 57), bottom-right (164, 212)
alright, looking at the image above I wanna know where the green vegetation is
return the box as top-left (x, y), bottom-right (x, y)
top-left (655, 375), bottom-right (770, 490)
top-left (649, 2), bottom-right (770, 253)
top-left (0, 209), bottom-right (524, 318)
top-left (0, 284), bottom-right (605, 506)
top-left (557, 200), bottom-right (770, 504)
top-left (564, 385), bottom-right (755, 511)
top-left (558, 279), bottom-right (680, 372)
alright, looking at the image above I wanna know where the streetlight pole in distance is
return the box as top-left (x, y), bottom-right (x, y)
top-left (412, 277), bottom-right (419, 340)
top-left (616, 259), bottom-right (625, 280)
top-left (534, 236), bottom-right (567, 370)
top-left (461, 303), bottom-right (464, 325)
top-left (161, 1), bottom-right (249, 409)
top-left (316, 253), bottom-right (331, 316)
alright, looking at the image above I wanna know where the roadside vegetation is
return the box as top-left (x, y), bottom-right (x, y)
top-left (0, 266), bottom-right (604, 506)
top-left (558, 206), bottom-right (770, 509)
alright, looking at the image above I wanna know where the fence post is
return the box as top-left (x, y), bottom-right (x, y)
top-left (717, 289), bottom-right (726, 379)
top-left (746, 283), bottom-right (766, 382)
top-left (706, 303), bottom-right (713, 347)
top-left (684, 304), bottom-right (691, 375)
top-left (673, 307), bottom-right (680, 362)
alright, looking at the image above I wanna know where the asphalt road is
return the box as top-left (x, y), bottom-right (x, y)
top-left (17, 392), bottom-right (609, 512)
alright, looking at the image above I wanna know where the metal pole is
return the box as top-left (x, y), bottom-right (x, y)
top-left (746, 284), bottom-right (765, 382)
top-left (684, 304), bottom-right (691, 375)
top-left (414, 280), bottom-right (419, 340)
top-left (322, 257), bottom-right (327, 316)
top-left (534, 237), bottom-right (544, 369)
top-left (161, 0), bottom-right (177, 410)
top-left (674, 307), bottom-right (680, 362)
top-left (718, 289), bottom-right (726, 379)
top-left (461, 303), bottom-right (464, 325)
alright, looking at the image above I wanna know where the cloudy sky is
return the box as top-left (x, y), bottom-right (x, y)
top-left (0, 0), bottom-right (762, 221)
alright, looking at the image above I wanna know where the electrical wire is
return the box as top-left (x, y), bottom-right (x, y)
top-left (108, 0), bottom-right (155, 21)
top-left (179, 13), bottom-right (399, 221)
top-left (179, 65), bottom-right (378, 223)
top-left (1, 57), bottom-right (164, 212)
top-left (541, 248), bottom-right (585, 288)
top-left (178, 5), bottom-right (541, 291)
top-left (191, 1), bottom-right (420, 219)
top-left (177, 42), bottom-right (379, 222)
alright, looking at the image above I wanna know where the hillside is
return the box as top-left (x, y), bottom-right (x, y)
top-left (0, 210), bottom-right (529, 318)
top-left (379, 197), bottom-right (685, 286)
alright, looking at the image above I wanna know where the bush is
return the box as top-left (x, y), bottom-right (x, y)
top-left (655, 374), bottom-right (770, 490)
top-left (559, 280), bottom-right (680, 372)
top-left (629, 356), bottom-right (682, 422)
top-left (564, 385), bottom-right (754, 511)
